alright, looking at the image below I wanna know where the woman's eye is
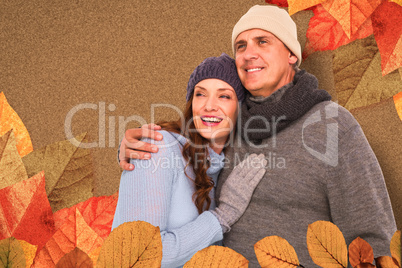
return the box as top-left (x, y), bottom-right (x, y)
top-left (220, 95), bottom-right (231, 99)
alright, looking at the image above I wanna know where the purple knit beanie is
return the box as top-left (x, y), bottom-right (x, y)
top-left (186, 53), bottom-right (245, 102)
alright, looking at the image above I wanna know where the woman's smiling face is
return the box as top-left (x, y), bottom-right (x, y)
top-left (192, 78), bottom-right (239, 150)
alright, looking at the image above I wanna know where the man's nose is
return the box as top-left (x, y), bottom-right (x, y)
top-left (244, 44), bottom-right (258, 60)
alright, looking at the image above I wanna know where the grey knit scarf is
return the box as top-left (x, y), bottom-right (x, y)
top-left (240, 70), bottom-right (332, 144)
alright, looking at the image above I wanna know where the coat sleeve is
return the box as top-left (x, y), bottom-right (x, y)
top-left (326, 124), bottom-right (397, 258)
top-left (112, 132), bottom-right (223, 267)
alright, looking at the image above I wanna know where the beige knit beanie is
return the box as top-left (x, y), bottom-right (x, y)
top-left (232, 5), bottom-right (302, 66)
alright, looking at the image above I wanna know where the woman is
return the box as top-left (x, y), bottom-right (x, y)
top-left (112, 53), bottom-right (266, 267)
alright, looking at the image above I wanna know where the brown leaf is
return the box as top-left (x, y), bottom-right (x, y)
top-left (333, 35), bottom-right (402, 110)
top-left (184, 245), bottom-right (248, 268)
top-left (307, 221), bottom-right (348, 268)
top-left (22, 132), bottom-right (94, 212)
top-left (0, 237), bottom-right (26, 268)
top-left (0, 171), bottom-right (55, 250)
top-left (348, 237), bottom-right (374, 267)
top-left (18, 239), bottom-right (37, 268)
top-left (0, 130), bottom-right (28, 189)
top-left (254, 236), bottom-right (299, 267)
top-left (375, 256), bottom-right (399, 268)
top-left (96, 221), bottom-right (162, 268)
top-left (32, 208), bottom-right (103, 267)
top-left (0, 92), bottom-right (33, 157)
top-left (390, 230), bottom-right (401, 267)
top-left (55, 247), bottom-right (93, 268)
top-left (88, 245), bottom-right (102, 267)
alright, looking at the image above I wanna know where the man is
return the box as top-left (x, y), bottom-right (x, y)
top-left (118, 5), bottom-right (397, 267)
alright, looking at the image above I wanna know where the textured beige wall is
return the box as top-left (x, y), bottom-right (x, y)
top-left (1, 0), bottom-right (400, 230)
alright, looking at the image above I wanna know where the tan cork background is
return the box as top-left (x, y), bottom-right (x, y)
top-left (1, 0), bottom-right (401, 230)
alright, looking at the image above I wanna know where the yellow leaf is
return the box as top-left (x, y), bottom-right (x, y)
top-left (375, 256), bottom-right (400, 267)
top-left (184, 245), bottom-right (248, 268)
top-left (394, 92), bottom-right (402, 121)
top-left (55, 247), bottom-right (93, 268)
top-left (348, 237), bottom-right (374, 267)
top-left (288, 0), bottom-right (326, 15)
top-left (0, 92), bottom-right (33, 157)
top-left (254, 236), bottom-right (299, 267)
top-left (307, 221), bottom-right (348, 268)
top-left (333, 35), bottom-right (402, 110)
top-left (390, 230), bottom-right (401, 267)
top-left (18, 240), bottom-right (37, 268)
top-left (22, 132), bottom-right (94, 212)
top-left (0, 130), bottom-right (28, 189)
top-left (0, 237), bottom-right (26, 268)
top-left (96, 221), bottom-right (162, 268)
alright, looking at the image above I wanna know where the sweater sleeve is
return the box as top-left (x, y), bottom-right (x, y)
top-left (112, 132), bottom-right (223, 267)
top-left (326, 124), bottom-right (397, 258)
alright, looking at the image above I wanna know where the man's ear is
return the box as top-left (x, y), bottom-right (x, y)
top-left (288, 54), bottom-right (298, 65)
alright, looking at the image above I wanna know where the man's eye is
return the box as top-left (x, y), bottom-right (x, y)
top-left (236, 44), bottom-right (245, 50)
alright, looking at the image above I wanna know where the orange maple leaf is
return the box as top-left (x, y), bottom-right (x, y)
top-left (372, 0), bottom-right (402, 75)
top-left (321, 0), bottom-right (382, 38)
top-left (288, 0), bottom-right (326, 15)
top-left (32, 208), bottom-right (103, 267)
top-left (303, 4), bottom-right (373, 58)
top-left (0, 171), bottom-right (55, 250)
top-left (53, 192), bottom-right (118, 240)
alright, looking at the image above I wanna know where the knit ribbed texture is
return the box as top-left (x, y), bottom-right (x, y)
top-left (240, 70), bottom-right (332, 144)
top-left (186, 53), bottom-right (245, 102)
top-left (112, 130), bottom-right (224, 268)
top-left (232, 5), bottom-right (302, 66)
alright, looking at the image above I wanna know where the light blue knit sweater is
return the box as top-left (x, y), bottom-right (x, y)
top-left (112, 130), bottom-right (225, 267)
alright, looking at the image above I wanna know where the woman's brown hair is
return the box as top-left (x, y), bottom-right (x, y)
top-left (158, 95), bottom-right (227, 214)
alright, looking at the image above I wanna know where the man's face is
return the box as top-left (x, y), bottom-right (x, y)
top-left (234, 29), bottom-right (298, 98)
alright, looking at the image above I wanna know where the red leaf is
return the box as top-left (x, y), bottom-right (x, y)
top-left (372, 0), bottom-right (402, 75)
top-left (53, 192), bottom-right (118, 240)
top-left (265, 0), bottom-right (289, 7)
top-left (321, 0), bottom-right (382, 38)
top-left (32, 208), bottom-right (103, 267)
top-left (0, 171), bottom-right (55, 250)
top-left (303, 4), bottom-right (373, 58)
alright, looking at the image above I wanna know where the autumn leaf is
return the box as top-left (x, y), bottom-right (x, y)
top-left (375, 256), bottom-right (400, 268)
top-left (303, 4), bottom-right (373, 59)
top-left (348, 237), bottom-right (374, 267)
top-left (288, 0), bottom-right (326, 15)
top-left (0, 237), bottom-right (26, 268)
top-left (0, 130), bottom-right (28, 189)
top-left (254, 236), bottom-right (299, 267)
top-left (307, 221), bottom-right (348, 268)
top-left (0, 171), bottom-right (55, 250)
top-left (96, 221), bottom-right (162, 268)
top-left (53, 192), bottom-right (118, 240)
top-left (394, 92), bottom-right (402, 121)
top-left (18, 239), bottom-right (37, 268)
top-left (88, 245), bottom-right (101, 267)
top-left (333, 35), bottom-right (402, 110)
top-left (321, 0), bottom-right (381, 39)
top-left (22, 132), bottom-right (94, 212)
top-left (184, 245), bottom-right (248, 268)
top-left (390, 0), bottom-right (402, 6)
top-left (55, 247), bottom-right (93, 268)
top-left (265, 0), bottom-right (289, 7)
top-left (390, 230), bottom-right (401, 267)
top-left (32, 208), bottom-right (103, 267)
top-left (0, 92), bottom-right (33, 157)
top-left (372, 1), bottom-right (402, 76)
